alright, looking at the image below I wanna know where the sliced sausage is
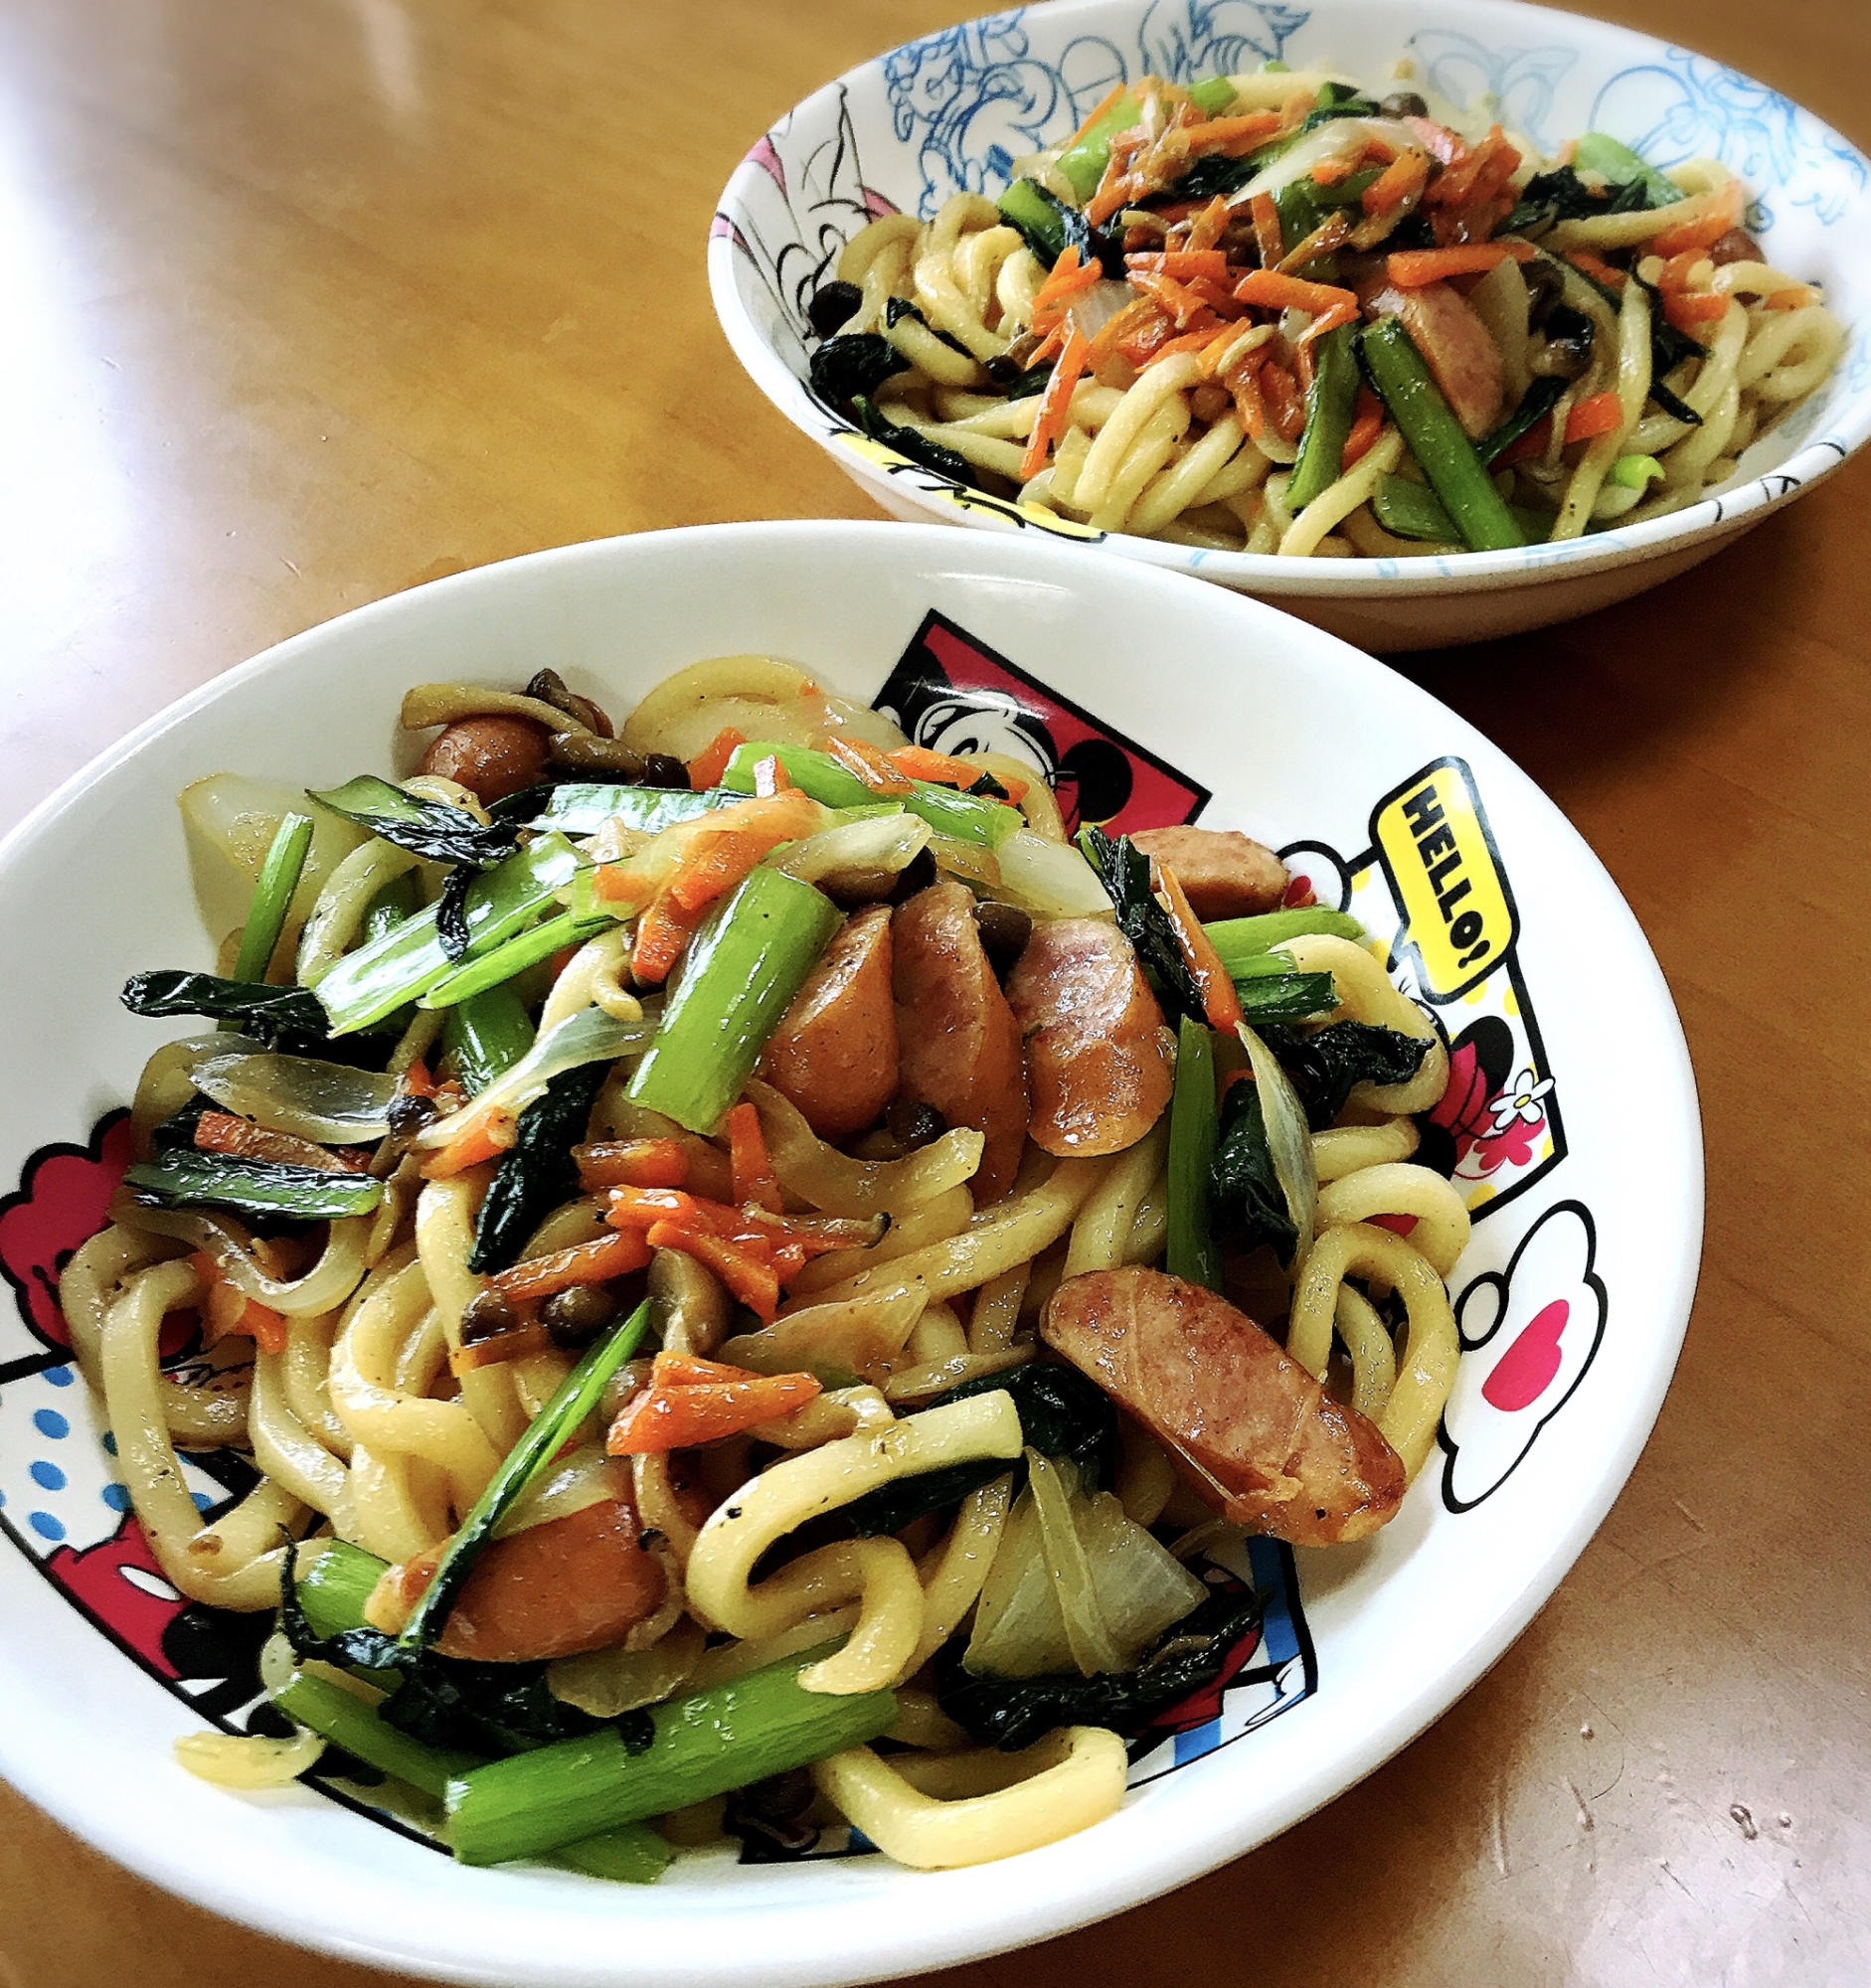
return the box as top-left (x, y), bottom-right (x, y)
top-left (1042, 1266), bottom-right (1405, 1545)
top-left (758, 905), bottom-right (899, 1141)
top-left (1006, 919), bottom-right (1173, 1156)
top-left (395, 1495), bottom-right (666, 1663)
top-left (417, 716), bottom-right (550, 803)
top-left (1129, 824), bottom-right (1288, 921)
top-left (1359, 277), bottom-right (1505, 438)
top-left (1707, 228), bottom-right (1763, 268)
top-left (891, 882), bottom-right (1030, 1203)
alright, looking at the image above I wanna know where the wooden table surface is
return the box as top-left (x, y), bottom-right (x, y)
top-left (1, 1), bottom-right (1867, 1983)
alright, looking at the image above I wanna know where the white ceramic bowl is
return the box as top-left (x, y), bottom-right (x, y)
top-left (710, 0), bottom-right (1871, 650)
top-left (0, 522), bottom-right (1701, 1984)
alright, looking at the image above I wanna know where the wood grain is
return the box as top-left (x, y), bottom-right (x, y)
top-left (1, 1), bottom-right (1868, 1984)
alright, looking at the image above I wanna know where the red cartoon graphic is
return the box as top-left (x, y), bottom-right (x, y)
top-left (44, 1516), bottom-right (187, 1680)
top-left (0, 1109), bottom-right (134, 1357)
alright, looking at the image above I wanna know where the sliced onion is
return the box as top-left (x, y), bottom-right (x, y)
top-left (1066, 278), bottom-right (1133, 343)
top-left (766, 812), bottom-right (931, 888)
top-left (131, 1034), bottom-right (264, 1154)
top-left (1075, 1487), bottom-right (1207, 1664)
top-left (1026, 1451), bottom-right (1124, 1676)
top-left (965, 1487), bottom-right (1073, 1679)
top-left (191, 1052), bottom-right (400, 1144)
top-left (991, 829), bottom-right (1113, 919)
top-left (718, 1289), bottom-right (925, 1383)
top-left (548, 1615), bottom-right (707, 1718)
top-left (112, 1202), bottom-right (372, 1317)
top-left (495, 1443), bottom-right (626, 1538)
top-left (747, 1078), bottom-right (985, 1218)
top-left (1235, 118), bottom-right (1424, 205)
top-left (179, 773), bottom-right (370, 943)
top-left (1238, 1021), bottom-right (1318, 1269)
top-left (412, 1005), bottom-right (653, 1151)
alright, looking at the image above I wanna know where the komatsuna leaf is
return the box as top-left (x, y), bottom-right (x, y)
top-left (1263, 1019), bottom-right (1432, 1130)
top-left (121, 970), bottom-right (332, 1041)
top-left (309, 775), bottom-right (519, 869)
top-left (1077, 826), bottom-right (1206, 1027)
top-left (935, 1583), bottom-right (1266, 1750)
top-left (468, 1061), bottom-right (611, 1273)
top-left (1209, 1080), bottom-right (1299, 1263)
top-left (807, 332), bottom-right (909, 409)
top-left (123, 1149), bottom-right (384, 1221)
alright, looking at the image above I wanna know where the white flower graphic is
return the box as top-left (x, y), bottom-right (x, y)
top-left (1490, 1068), bottom-right (1554, 1132)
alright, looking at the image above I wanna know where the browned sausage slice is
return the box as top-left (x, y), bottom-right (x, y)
top-left (1006, 918), bottom-right (1173, 1156)
top-left (1359, 277), bottom-right (1505, 438)
top-left (417, 717), bottom-right (550, 803)
top-left (758, 905), bottom-right (899, 1140)
top-left (1129, 825), bottom-right (1288, 921)
top-left (892, 882), bottom-right (1030, 1203)
top-left (395, 1495), bottom-right (666, 1662)
top-left (1042, 1266), bottom-right (1405, 1545)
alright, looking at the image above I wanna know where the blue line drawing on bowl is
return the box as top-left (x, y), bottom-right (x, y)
top-left (1590, 50), bottom-right (1867, 230)
top-left (1134, 0), bottom-right (1308, 88)
top-left (883, 9), bottom-right (1125, 216)
top-left (1402, 29), bottom-right (1576, 154)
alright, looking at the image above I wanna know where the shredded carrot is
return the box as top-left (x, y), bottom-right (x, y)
top-left (1232, 269), bottom-right (1360, 319)
top-left (194, 1109), bottom-right (355, 1174)
top-left (889, 745), bottom-right (1028, 802)
top-left (1386, 242), bottom-right (1534, 285)
top-left (1361, 149), bottom-right (1430, 217)
top-left (726, 1102), bottom-right (783, 1215)
top-left (1664, 291), bottom-right (1729, 335)
top-left (1185, 194), bottom-right (1231, 254)
top-left (1142, 320), bottom-right (1236, 370)
top-left (492, 1229), bottom-right (653, 1304)
top-left (642, 1221), bottom-right (779, 1321)
top-left (422, 1112), bottom-right (519, 1179)
top-left (628, 894), bottom-right (707, 986)
top-left (1248, 192), bottom-right (1283, 269)
top-left (1650, 181), bottom-right (1744, 258)
top-left (1184, 110), bottom-right (1283, 156)
top-left (1404, 116), bottom-right (1467, 168)
top-left (1310, 154), bottom-right (1355, 186)
top-left (1425, 125), bottom-right (1516, 211)
top-left (1261, 360), bottom-right (1305, 443)
top-left (605, 1186), bottom-right (723, 1233)
top-left (1564, 391), bottom-right (1624, 442)
top-left (1564, 248), bottom-right (1627, 291)
top-left (574, 1138), bottom-right (691, 1190)
top-left (1127, 269), bottom-right (1218, 332)
top-left (1151, 860), bottom-right (1243, 1032)
top-left (1124, 248), bottom-right (1231, 282)
top-left (1496, 414), bottom-right (1554, 468)
top-left (1018, 324), bottom-right (1093, 483)
top-left (686, 727), bottom-right (747, 791)
top-left (605, 1350), bottom-right (819, 1453)
top-left (1089, 294), bottom-right (1163, 374)
top-left (1029, 245), bottom-right (1103, 333)
top-left (1656, 247), bottom-right (1708, 294)
top-left (400, 1058), bottom-right (437, 1099)
top-left (1228, 355), bottom-right (1268, 437)
top-left (188, 1251), bottom-right (289, 1355)
top-left (1341, 387), bottom-right (1385, 468)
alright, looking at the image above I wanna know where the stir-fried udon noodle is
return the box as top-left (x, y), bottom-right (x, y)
top-left (74, 655), bottom-right (1470, 1876)
top-left (805, 62), bottom-right (1844, 558)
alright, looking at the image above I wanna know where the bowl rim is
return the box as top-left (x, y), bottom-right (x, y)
top-left (0, 520), bottom-right (1705, 1985)
top-left (709, 0), bottom-right (1871, 595)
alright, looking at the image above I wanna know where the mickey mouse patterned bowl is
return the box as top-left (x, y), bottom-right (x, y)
top-left (710, 0), bottom-right (1871, 650)
top-left (0, 521), bottom-right (1701, 1985)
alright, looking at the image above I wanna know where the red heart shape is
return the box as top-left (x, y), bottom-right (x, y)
top-left (1482, 1298), bottom-right (1569, 1411)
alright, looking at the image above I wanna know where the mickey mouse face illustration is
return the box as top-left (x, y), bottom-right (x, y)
top-left (907, 694), bottom-right (1135, 835)
top-left (1439, 1202), bottom-right (1608, 1511)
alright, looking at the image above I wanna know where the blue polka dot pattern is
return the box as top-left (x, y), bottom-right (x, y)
top-left (30, 1461), bottom-right (66, 1492)
top-left (32, 1408), bottom-right (69, 1440)
top-left (101, 1430), bottom-right (118, 1455)
top-left (102, 1483), bottom-right (132, 1513)
top-left (28, 1511), bottom-right (66, 1542)
top-left (43, 1365), bottom-right (75, 1388)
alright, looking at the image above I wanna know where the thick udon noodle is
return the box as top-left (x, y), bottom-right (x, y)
top-left (71, 653), bottom-right (1469, 1858)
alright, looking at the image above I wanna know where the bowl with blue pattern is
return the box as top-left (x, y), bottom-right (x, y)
top-left (710, 0), bottom-right (1871, 649)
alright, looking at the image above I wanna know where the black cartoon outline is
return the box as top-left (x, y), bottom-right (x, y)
top-left (1436, 1200), bottom-right (1609, 1514)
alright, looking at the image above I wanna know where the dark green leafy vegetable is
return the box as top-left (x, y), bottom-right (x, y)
top-left (1263, 1019), bottom-right (1433, 1130)
top-left (994, 177), bottom-right (1125, 277)
top-left (1077, 826), bottom-right (1205, 1027)
top-left (1001, 363), bottom-right (1056, 402)
top-left (936, 1584), bottom-right (1267, 1750)
top-left (885, 295), bottom-right (973, 355)
top-left (435, 862), bottom-right (476, 960)
top-left (1230, 969), bottom-right (1339, 1023)
top-left (1273, 163), bottom-right (1380, 263)
top-left (360, 871), bottom-right (423, 946)
top-left (121, 970), bottom-right (331, 1041)
top-left (1571, 131), bottom-right (1685, 210)
top-left (1475, 374), bottom-right (1568, 465)
top-left (443, 985), bottom-right (537, 1096)
top-left (468, 1062), bottom-right (610, 1273)
top-left (1633, 271), bottom-right (1710, 423)
top-left (1502, 163), bottom-right (1653, 236)
top-left (840, 1364), bottom-right (1121, 1537)
top-left (497, 783), bottom-right (728, 835)
top-left (398, 1299), bottom-right (653, 1651)
top-left (308, 775), bottom-right (518, 869)
top-left (807, 333), bottom-right (909, 409)
top-left (123, 1149), bottom-right (384, 1221)
top-left (851, 393), bottom-right (977, 486)
top-left (1165, 87), bottom-right (1378, 207)
top-left (1210, 1080), bottom-right (1298, 1263)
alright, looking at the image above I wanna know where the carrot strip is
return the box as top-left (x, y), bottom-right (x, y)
top-left (1657, 248), bottom-right (1707, 295)
top-left (606, 1186), bottom-right (720, 1232)
top-left (1248, 192), bottom-right (1283, 269)
top-left (1259, 359), bottom-right (1306, 442)
top-left (642, 1221), bottom-right (780, 1321)
top-left (1185, 194), bottom-right (1231, 254)
top-left (189, 1251), bottom-right (289, 1355)
top-left (422, 1112), bottom-right (519, 1179)
top-left (686, 727), bottom-right (747, 792)
top-left (1029, 245), bottom-right (1103, 332)
top-left (605, 1356), bottom-right (820, 1454)
top-left (727, 1102), bottom-right (783, 1215)
top-left (492, 1229), bottom-right (653, 1304)
top-left (574, 1138), bottom-right (691, 1190)
top-left (1496, 413), bottom-right (1554, 468)
top-left (1664, 291), bottom-right (1729, 335)
top-left (1385, 242), bottom-right (1534, 285)
top-left (628, 894), bottom-right (706, 986)
top-left (1232, 269), bottom-right (1360, 318)
top-left (1311, 154), bottom-right (1354, 186)
top-left (1564, 391), bottom-right (1624, 442)
top-left (1341, 386), bottom-right (1385, 468)
top-left (1151, 860), bottom-right (1243, 1032)
top-left (1564, 248), bottom-right (1627, 291)
top-left (888, 746), bottom-right (1028, 801)
top-left (400, 1058), bottom-right (437, 1099)
top-left (1124, 249), bottom-right (1231, 282)
top-left (1361, 149), bottom-right (1430, 217)
top-left (1018, 325), bottom-right (1093, 482)
top-left (1142, 320), bottom-right (1235, 369)
top-left (1184, 110), bottom-right (1283, 156)
top-left (1127, 269), bottom-right (1217, 331)
top-left (1650, 181), bottom-right (1744, 258)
